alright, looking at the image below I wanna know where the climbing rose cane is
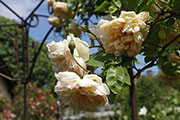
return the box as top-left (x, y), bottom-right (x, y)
top-left (54, 71), bottom-right (110, 111)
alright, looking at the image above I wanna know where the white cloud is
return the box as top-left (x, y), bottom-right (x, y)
top-left (0, 0), bottom-right (39, 21)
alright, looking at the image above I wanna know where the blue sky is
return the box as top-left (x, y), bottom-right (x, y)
top-left (0, 0), bottom-right (159, 75)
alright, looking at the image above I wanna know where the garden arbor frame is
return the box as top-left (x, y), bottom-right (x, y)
top-left (0, 0), bottom-right (54, 119)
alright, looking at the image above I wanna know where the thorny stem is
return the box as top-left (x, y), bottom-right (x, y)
top-left (27, 26), bottom-right (54, 81)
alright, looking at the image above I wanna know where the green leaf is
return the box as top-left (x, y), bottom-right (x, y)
top-left (137, 0), bottom-right (148, 13)
top-left (143, 24), bottom-right (160, 56)
top-left (112, 0), bottom-right (121, 8)
top-left (142, 44), bottom-right (158, 56)
top-left (157, 57), bottom-right (164, 66)
top-left (121, 55), bottom-right (134, 67)
top-left (161, 62), bottom-right (180, 76)
top-left (108, 5), bottom-right (118, 14)
top-left (86, 53), bottom-right (114, 67)
top-left (106, 66), bottom-right (131, 94)
top-left (94, 1), bottom-right (111, 12)
top-left (120, 0), bottom-right (128, 10)
top-left (161, 24), bottom-right (180, 32)
top-left (67, 0), bottom-right (78, 11)
top-left (165, 18), bottom-right (175, 26)
top-left (139, 0), bottom-right (153, 15)
top-left (86, 54), bottom-right (104, 67)
top-left (160, 0), bottom-right (170, 4)
top-left (172, 0), bottom-right (180, 11)
top-left (127, 0), bottom-right (139, 11)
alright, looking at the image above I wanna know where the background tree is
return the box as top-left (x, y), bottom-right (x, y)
top-left (0, 16), bottom-right (56, 90)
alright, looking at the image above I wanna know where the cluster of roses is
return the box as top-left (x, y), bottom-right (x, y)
top-left (47, 0), bottom-right (73, 27)
top-left (47, 36), bottom-right (110, 111)
top-left (47, 0), bottom-right (150, 112)
top-left (47, 0), bottom-right (82, 38)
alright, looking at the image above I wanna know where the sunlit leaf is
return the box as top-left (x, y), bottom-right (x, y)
top-left (106, 66), bottom-right (131, 94)
top-left (94, 1), bottom-right (111, 13)
top-left (112, 0), bottom-right (121, 8)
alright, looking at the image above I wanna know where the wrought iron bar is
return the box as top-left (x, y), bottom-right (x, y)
top-left (27, 26), bottom-right (54, 82)
top-left (23, 82), bottom-right (27, 120)
top-left (15, 26), bottom-right (20, 79)
top-left (21, 25), bottom-right (28, 120)
top-left (35, 14), bottom-right (49, 18)
top-left (25, 0), bottom-right (45, 21)
top-left (0, 73), bottom-right (21, 81)
top-left (0, 23), bottom-right (19, 27)
top-left (0, 0), bottom-right (24, 22)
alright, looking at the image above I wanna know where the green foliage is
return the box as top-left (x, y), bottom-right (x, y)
top-left (112, 0), bottom-right (121, 8)
top-left (94, 1), bottom-right (111, 13)
top-left (0, 16), bottom-right (55, 90)
top-left (67, 0), bottom-right (78, 10)
top-left (106, 66), bottom-right (131, 94)
top-left (112, 75), bottom-right (180, 119)
top-left (86, 53), bottom-right (115, 68)
top-left (161, 62), bottom-right (180, 76)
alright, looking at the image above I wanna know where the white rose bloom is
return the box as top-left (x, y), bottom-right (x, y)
top-left (139, 106), bottom-right (147, 116)
top-left (47, 0), bottom-right (55, 7)
top-left (53, 2), bottom-right (73, 19)
top-left (48, 16), bottom-right (63, 27)
top-left (54, 72), bottom-right (110, 111)
top-left (46, 36), bottom-right (89, 77)
top-left (90, 11), bottom-right (149, 56)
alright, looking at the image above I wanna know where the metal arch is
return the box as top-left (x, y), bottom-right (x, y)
top-left (0, 0), bottom-right (53, 120)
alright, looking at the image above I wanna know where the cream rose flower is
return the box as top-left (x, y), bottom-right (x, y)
top-left (47, 0), bottom-right (55, 7)
top-left (54, 72), bottom-right (110, 111)
top-left (168, 52), bottom-right (180, 63)
top-left (48, 16), bottom-right (63, 27)
top-left (90, 11), bottom-right (149, 56)
top-left (53, 2), bottom-right (73, 19)
top-left (47, 36), bottom-right (89, 77)
top-left (66, 23), bottom-right (82, 38)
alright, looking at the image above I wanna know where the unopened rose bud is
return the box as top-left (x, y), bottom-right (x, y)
top-left (168, 52), bottom-right (180, 63)
top-left (48, 16), bottom-right (63, 27)
top-left (53, 2), bottom-right (73, 19)
top-left (66, 23), bottom-right (81, 37)
top-left (68, 39), bottom-right (75, 55)
top-left (47, 0), bottom-right (55, 7)
top-left (158, 29), bottom-right (166, 39)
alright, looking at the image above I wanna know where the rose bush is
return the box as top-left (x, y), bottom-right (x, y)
top-left (45, 0), bottom-right (180, 119)
top-left (0, 83), bottom-right (58, 120)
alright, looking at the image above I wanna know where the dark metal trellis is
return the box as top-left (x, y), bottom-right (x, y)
top-left (0, 0), bottom-right (53, 119)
